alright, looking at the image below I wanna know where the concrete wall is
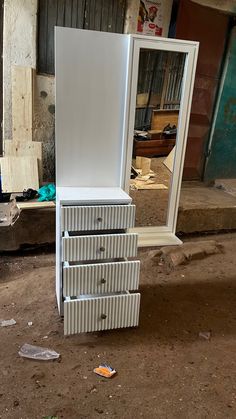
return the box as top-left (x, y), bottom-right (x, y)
top-left (3, 0), bottom-right (55, 181)
top-left (34, 75), bottom-right (55, 181)
top-left (3, 0), bottom-right (37, 140)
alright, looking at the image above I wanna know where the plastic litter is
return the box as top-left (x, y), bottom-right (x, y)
top-left (0, 319), bottom-right (16, 327)
top-left (18, 343), bottom-right (60, 361)
top-left (94, 363), bottom-right (116, 378)
top-left (37, 184), bottom-right (56, 202)
top-left (199, 331), bottom-right (211, 340)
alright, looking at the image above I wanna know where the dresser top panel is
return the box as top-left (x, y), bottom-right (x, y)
top-left (57, 187), bottom-right (131, 205)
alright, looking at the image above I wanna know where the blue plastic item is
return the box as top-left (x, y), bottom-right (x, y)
top-left (38, 184), bottom-right (56, 202)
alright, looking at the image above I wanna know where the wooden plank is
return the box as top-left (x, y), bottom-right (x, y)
top-left (141, 157), bottom-right (151, 175)
top-left (0, 0), bottom-right (3, 155)
top-left (94, 0), bottom-right (102, 30)
top-left (72, 0), bottom-right (79, 28)
top-left (101, 0), bottom-right (109, 32)
top-left (77, 0), bottom-right (86, 28)
top-left (12, 66), bottom-right (33, 141)
top-left (17, 201), bottom-right (55, 210)
top-left (37, 0), bottom-right (48, 74)
top-left (163, 146), bottom-right (176, 173)
top-left (136, 93), bottom-right (160, 108)
top-left (0, 156), bottom-right (39, 193)
top-left (65, 0), bottom-right (73, 27)
top-left (3, 140), bottom-right (41, 157)
top-left (135, 183), bottom-right (168, 190)
top-left (47, 0), bottom-right (58, 74)
top-left (160, 53), bottom-right (171, 109)
top-left (151, 109), bottom-right (179, 131)
top-left (107, 0), bottom-right (113, 32)
top-left (116, 0), bottom-right (126, 33)
top-left (3, 140), bottom-right (42, 182)
top-left (57, 0), bottom-right (66, 27)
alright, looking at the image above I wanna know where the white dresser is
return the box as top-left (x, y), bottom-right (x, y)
top-left (55, 28), bottom-right (141, 335)
top-left (56, 187), bottom-right (140, 335)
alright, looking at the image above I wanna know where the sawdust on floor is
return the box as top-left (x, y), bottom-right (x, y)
top-left (0, 232), bottom-right (236, 418)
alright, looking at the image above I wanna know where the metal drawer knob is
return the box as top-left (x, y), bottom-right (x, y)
top-left (97, 217), bottom-right (103, 222)
top-left (101, 314), bottom-right (107, 320)
top-left (99, 246), bottom-right (105, 252)
top-left (101, 278), bottom-right (106, 284)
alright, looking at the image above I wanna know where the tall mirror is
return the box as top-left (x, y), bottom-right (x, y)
top-left (125, 37), bottom-right (199, 246)
top-left (129, 48), bottom-right (186, 228)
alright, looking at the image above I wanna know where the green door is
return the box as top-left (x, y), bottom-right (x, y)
top-left (204, 27), bottom-right (236, 181)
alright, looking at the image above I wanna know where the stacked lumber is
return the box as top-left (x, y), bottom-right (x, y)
top-left (0, 66), bottom-right (42, 193)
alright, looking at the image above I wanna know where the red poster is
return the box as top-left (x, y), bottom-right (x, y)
top-left (137, 0), bottom-right (163, 36)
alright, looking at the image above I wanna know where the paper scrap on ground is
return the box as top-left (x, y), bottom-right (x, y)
top-left (0, 319), bottom-right (16, 327)
top-left (130, 179), bottom-right (168, 190)
top-left (94, 364), bottom-right (117, 378)
top-left (18, 343), bottom-right (60, 361)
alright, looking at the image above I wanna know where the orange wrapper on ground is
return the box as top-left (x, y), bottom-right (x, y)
top-left (93, 364), bottom-right (116, 378)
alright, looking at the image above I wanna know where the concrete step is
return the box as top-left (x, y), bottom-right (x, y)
top-left (214, 178), bottom-right (236, 197)
top-left (177, 183), bottom-right (236, 234)
top-left (1, 182), bottom-right (236, 251)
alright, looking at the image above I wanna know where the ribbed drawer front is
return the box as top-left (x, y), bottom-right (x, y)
top-left (62, 233), bottom-right (138, 262)
top-left (64, 293), bottom-right (140, 335)
top-left (61, 204), bottom-right (135, 231)
top-left (63, 260), bottom-right (140, 296)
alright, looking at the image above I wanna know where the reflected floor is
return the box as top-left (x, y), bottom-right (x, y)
top-left (130, 157), bottom-right (171, 227)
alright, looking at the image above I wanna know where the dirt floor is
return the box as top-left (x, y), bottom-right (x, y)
top-left (130, 157), bottom-right (171, 227)
top-left (1, 232), bottom-right (236, 419)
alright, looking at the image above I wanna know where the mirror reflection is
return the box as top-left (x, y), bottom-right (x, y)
top-left (129, 49), bottom-right (186, 227)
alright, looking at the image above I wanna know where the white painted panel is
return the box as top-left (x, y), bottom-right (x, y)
top-left (61, 204), bottom-right (135, 231)
top-left (55, 28), bottom-right (131, 188)
top-left (62, 233), bottom-right (138, 262)
top-left (56, 187), bottom-right (131, 205)
top-left (63, 260), bottom-right (140, 295)
top-left (64, 293), bottom-right (140, 334)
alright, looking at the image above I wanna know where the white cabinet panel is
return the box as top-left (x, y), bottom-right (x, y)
top-left (62, 233), bottom-right (138, 262)
top-left (63, 260), bottom-right (140, 296)
top-left (61, 204), bottom-right (135, 232)
top-left (64, 293), bottom-right (140, 335)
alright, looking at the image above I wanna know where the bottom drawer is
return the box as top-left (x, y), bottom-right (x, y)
top-left (64, 293), bottom-right (140, 335)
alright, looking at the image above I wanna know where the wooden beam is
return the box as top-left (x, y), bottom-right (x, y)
top-left (3, 140), bottom-right (42, 182)
top-left (0, 156), bottom-right (39, 192)
top-left (17, 201), bottom-right (55, 210)
top-left (12, 66), bottom-right (34, 141)
top-left (151, 109), bottom-right (179, 131)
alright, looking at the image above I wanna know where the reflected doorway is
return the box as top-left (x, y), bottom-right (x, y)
top-left (129, 49), bottom-right (186, 227)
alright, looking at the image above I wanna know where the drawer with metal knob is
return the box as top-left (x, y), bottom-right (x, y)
top-left (63, 260), bottom-right (140, 296)
top-left (64, 292), bottom-right (141, 335)
top-left (61, 204), bottom-right (135, 232)
top-left (62, 233), bottom-right (138, 262)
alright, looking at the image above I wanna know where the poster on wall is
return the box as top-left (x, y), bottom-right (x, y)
top-left (137, 0), bottom-right (163, 36)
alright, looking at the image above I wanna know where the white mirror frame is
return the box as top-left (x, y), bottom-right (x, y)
top-left (123, 35), bottom-right (199, 247)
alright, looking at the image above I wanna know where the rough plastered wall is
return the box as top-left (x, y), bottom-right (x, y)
top-left (3, 0), bottom-right (55, 181)
top-left (33, 75), bottom-right (55, 182)
top-left (3, 0), bottom-right (37, 140)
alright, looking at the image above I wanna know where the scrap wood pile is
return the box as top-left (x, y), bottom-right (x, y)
top-left (0, 66), bottom-right (42, 193)
top-left (130, 156), bottom-right (168, 190)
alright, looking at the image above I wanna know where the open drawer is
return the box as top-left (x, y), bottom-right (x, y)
top-left (62, 233), bottom-right (138, 262)
top-left (61, 204), bottom-right (135, 232)
top-left (64, 292), bottom-right (140, 335)
top-left (63, 260), bottom-right (140, 296)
